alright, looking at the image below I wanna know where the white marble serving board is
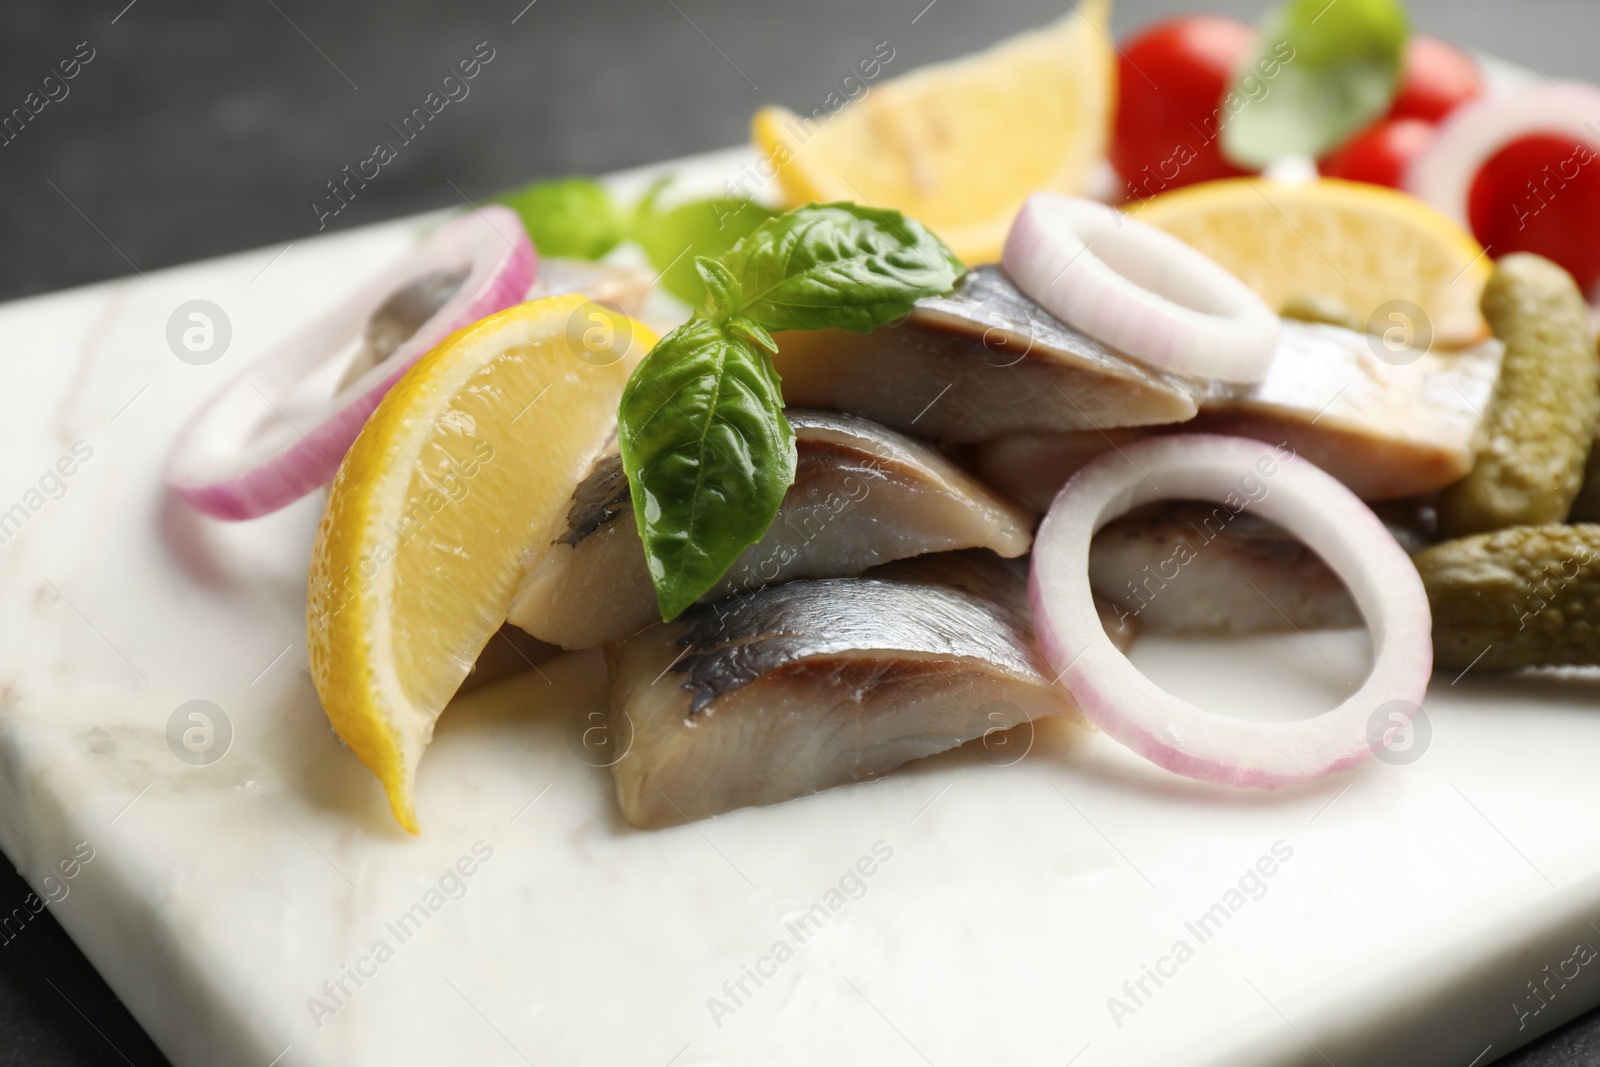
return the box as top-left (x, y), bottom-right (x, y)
top-left (3, 145), bottom-right (1600, 1067)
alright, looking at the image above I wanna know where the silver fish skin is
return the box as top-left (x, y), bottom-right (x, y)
top-left (604, 552), bottom-right (1127, 829)
top-left (1090, 502), bottom-right (1362, 635)
top-left (769, 265), bottom-right (1200, 443)
top-left (979, 320), bottom-right (1505, 512)
top-left (507, 410), bottom-right (1033, 650)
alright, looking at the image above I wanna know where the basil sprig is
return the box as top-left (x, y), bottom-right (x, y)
top-left (1222, 0), bottom-right (1410, 167)
top-left (619, 203), bottom-right (964, 621)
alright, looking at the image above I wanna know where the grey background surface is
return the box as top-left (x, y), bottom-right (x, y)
top-left (1, 0), bottom-right (1597, 1064)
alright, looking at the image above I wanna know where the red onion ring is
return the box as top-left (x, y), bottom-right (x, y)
top-left (166, 206), bottom-right (535, 520)
top-left (1407, 82), bottom-right (1600, 233)
top-left (1002, 194), bottom-right (1280, 384)
top-left (1029, 434), bottom-right (1433, 789)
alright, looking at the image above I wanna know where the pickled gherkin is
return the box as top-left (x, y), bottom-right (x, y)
top-left (1417, 524), bottom-right (1600, 670)
top-left (1437, 255), bottom-right (1600, 537)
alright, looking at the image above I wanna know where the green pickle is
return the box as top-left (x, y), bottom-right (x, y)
top-left (1417, 524), bottom-right (1600, 670)
top-left (1437, 254), bottom-right (1600, 537)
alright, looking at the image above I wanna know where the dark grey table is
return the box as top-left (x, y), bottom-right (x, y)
top-left (1, 1), bottom-right (1597, 1063)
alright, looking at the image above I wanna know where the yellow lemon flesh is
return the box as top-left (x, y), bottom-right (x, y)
top-left (307, 296), bottom-right (657, 832)
top-left (751, 0), bottom-right (1114, 264)
top-left (1130, 177), bottom-right (1492, 347)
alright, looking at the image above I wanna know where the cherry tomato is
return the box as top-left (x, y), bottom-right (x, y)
top-left (1468, 134), bottom-right (1600, 293)
top-left (1113, 16), bottom-right (1255, 200)
top-left (1321, 118), bottom-right (1437, 189)
top-left (1390, 36), bottom-right (1484, 123)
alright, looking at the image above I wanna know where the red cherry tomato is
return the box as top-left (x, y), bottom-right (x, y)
top-left (1468, 134), bottom-right (1600, 293)
top-left (1113, 16), bottom-right (1256, 200)
top-left (1321, 118), bottom-right (1437, 189)
top-left (1390, 36), bottom-right (1484, 123)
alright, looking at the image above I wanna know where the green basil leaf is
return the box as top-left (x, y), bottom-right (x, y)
top-left (726, 314), bottom-right (776, 356)
top-left (495, 177), bottom-right (626, 260)
top-left (617, 315), bottom-right (796, 621)
top-left (619, 200), bottom-right (962, 622)
top-left (720, 202), bottom-right (966, 332)
top-left (633, 193), bottom-right (779, 306)
top-left (1221, 0), bottom-right (1409, 168)
top-left (695, 257), bottom-right (743, 318)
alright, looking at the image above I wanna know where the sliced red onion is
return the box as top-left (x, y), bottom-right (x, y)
top-left (166, 206), bottom-right (535, 520)
top-left (1406, 82), bottom-right (1600, 231)
top-left (1029, 434), bottom-right (1433, 789)
top-left (1002, 194), bottom-right (1280, 384)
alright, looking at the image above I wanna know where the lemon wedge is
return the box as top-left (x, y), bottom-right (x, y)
top-left (307, 296), bottom-right (657, 832)
top-left (1130, 177), bottom-right (1491, 346)
top-left (751, 0), bottom-right (1115, 264)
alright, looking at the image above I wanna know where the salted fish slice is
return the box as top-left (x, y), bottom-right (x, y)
top-left (768, 265), bottom-right (1200, 443)
top-left (604, 552), bottom-right (1132, 828)
top-left (1089, 502), bottom-right (1362, 635)
top-left (979, 320), bottom-right (1505, 511)
top-left (506, 410), bottom-right (1033, 649)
